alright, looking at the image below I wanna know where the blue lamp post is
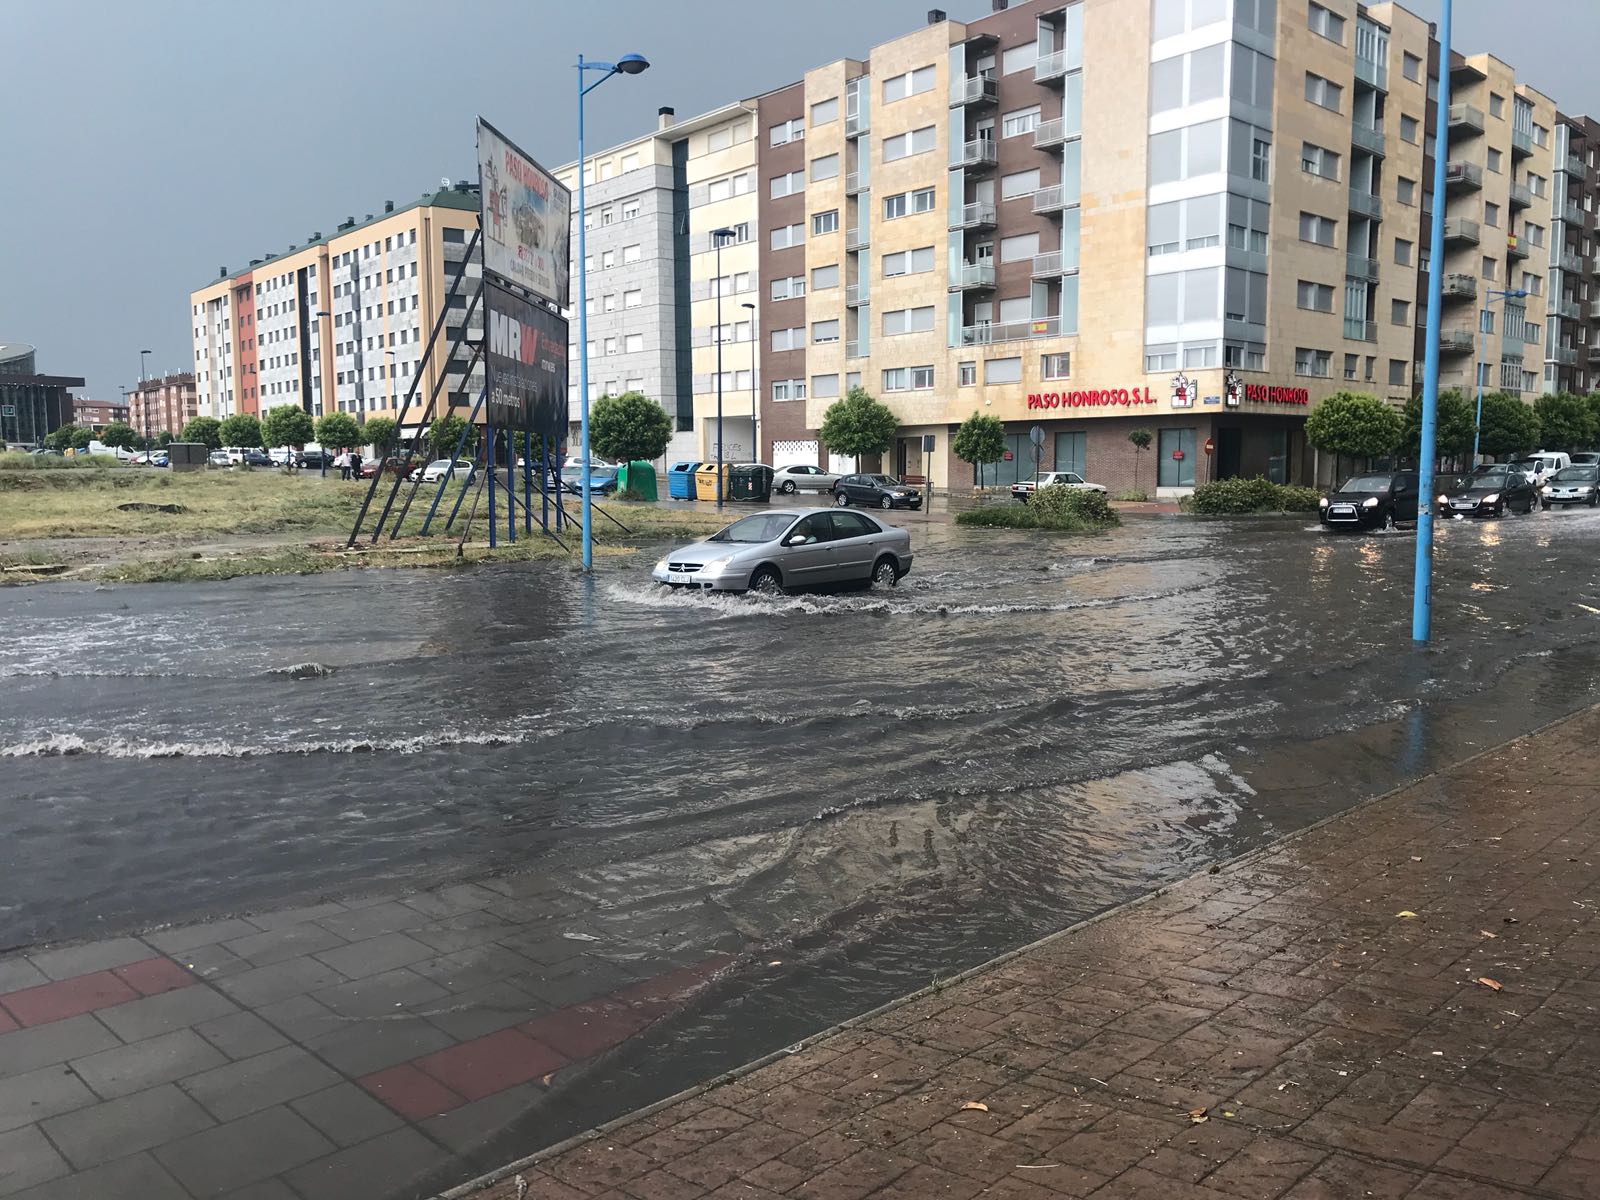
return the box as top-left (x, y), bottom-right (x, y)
top-left (575, 51), bottom-right (650, 571)
top-left (1473, 287), bottom-right (1529, 464)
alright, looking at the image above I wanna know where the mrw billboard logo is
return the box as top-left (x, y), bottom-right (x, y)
top-left (489, 308), bottom-right (561, 371)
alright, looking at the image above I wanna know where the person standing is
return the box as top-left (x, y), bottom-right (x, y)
top-left (336, 449), bottom-right (350, 480)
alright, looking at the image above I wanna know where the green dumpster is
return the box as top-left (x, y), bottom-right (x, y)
top-left (728, 464), bottom-right (774, 502)
top-left (614, 460), bottom-right (659, 500)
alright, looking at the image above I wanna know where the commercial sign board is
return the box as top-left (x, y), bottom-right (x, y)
top-left (477, 118), bottom-right (572, 308)
top-left (1241, 384), bottom-right (1310, 406)
top-left (1026, 387), bottom-right (1158, 410)
top-left (485, 279), bottom-right (568, 436)
top-left (1024, 381), bottom-right (1310, 413)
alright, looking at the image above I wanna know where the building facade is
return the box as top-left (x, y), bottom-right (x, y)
top-left (0, 343), bottom-right (84, 445)
top-left (69, 398), bottom-right (130, 431)
top-left (128, 372), bottom-right (199, 438)
top-left (1546, 114), bottom-right (1598, 394)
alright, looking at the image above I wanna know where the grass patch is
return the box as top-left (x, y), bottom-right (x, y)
top-left (0, 452), bottom-right (122, 470)
top-left (1114, 489), bottom-right (1151, 502)
top-left (955, 485), bottom-right (1120, 534)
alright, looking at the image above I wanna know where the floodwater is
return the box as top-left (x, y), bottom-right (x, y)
top-left (3, 506), bottom-right (1600, 1159)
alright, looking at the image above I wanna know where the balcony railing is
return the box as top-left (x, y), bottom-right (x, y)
top-left (844, 108), bottom-right (868, 137)
top-left (1346, 253), bottom-right (1379, 281)
top-left (1509, 182), bottom-right (1533, 209)
top-left (1590, 299), bottom-right (1600, 319)
top-left (1439, 329), bottom-right (1476, 353)
top-left (1351, 122), bottom-right (1385, 156)
top-left (1447, 103), bottom-right (1484, 136)
top-left (1445, 160), bottom-right (1483, 190)
top-left (1444, 217), bottom-right (1480, 244)
top-left (1553, 297), bottom-right (1579, 320)
top-left (1565, 155), bottom-right (1588, 180)
top-left (846, 228), bottom-right (870, 251)
top-left (1034, 49), bottom-right (1068, 83)
top-left (1033, 118), bottom-right (1070, 150)
top-left (1555, 249), bottom-right (1583, 273)
top-left (1559, 201), bottom-right (1584, 226)
top-left (951, 72), bottom-right (998, 107)
top-left (845, 339), bottom-right (866, 358)
top-left (959, 315), bottom-right (1061, 345)
top-left (1348, 188), bottom-right (1383, 220)
top-left (954, 138), bottom-right (998, 168)
top-left (1553, 346), bottom-right (1578, 365)
top-left (1511, 127), bottom-right (1533, 157)
top-left (1441, 273), bottom-right (1478, 300)
top-left (1344, 318), bottom-right (1378, 342)
top-left (949, 261), bottom-right (996, 290)
top-left (1354, 54), bottom-right (1387, 91)
top-left (1032, 185), bottom-right (1069, 214)
top-left (844, 171), bottom-right (868, 195)
top-left (844, 282), bottom-right (868, 307)
top-left (1031, 251), bottom-right (1070, 277)
top-left (1507, 235), bottom-right (1530, 259)
top-left (948, 201), bottom-right (998, 230)
top-left (1587, 345), bottom-right (1600, 364)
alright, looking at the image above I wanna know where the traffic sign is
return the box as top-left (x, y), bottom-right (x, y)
top-left (1028, 425), bottom-right (1045, 447)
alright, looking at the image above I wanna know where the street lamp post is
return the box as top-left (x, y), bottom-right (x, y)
top-left (315, 310), bottom-right (333, 476)
top-left (1474, 287), bottom-right (1529, 465)
top-left (741, 300), bottom-right (758, 464)
top-left (576, 51), bottom-right (651, 571)
top-left (138, 349), bottom-right (152, 441)
top-left (710, 228), bottom-right (736, 508)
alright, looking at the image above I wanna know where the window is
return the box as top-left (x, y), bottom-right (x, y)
top-left (622, 244), bottom-right (641, 264)
top-left (1151, 44), bottom-right (1226, 113)
top-left (812, 264), bottom-right (839, 290)
top-left (1393, 238), bottom-right (1413, 266)
top-left (771, 379), bottom-right (806, 401)
top-left (1522, 272), bottom-right (1542, 296)
top-left (1296, 281), bottom-right (1334, 313)
top-left (882, 306), bottom-right (935, 334)
top-left (770, 118), bottom-right (805, 146)
top-left (624, 334), bottom-right (644, 353)
top-left (770, 222), bottom-right (805, 249)
top-left (911, 187), bottom-right (936, 213)
top-left (1042, 352), bottom-right (1070, 380)
top-left (1399, 114), bottom-right (1419, 144)
top-left (1489, 93), bottom-right (1505, 119)
top-left (813, 209), bottom-right (839, 235)
top-left (1001, 106), bottom-right (1041, 139)
top-left (1000, 169), bottom-right (1041, 200)
top-left (1308, 2), bottom-right (1345, 43)
top-left (1487, 148), bottom-right (1503, 174)
top-left (1403, 52), bottom-right (1421, 82)
top-left (1294, 347), bottom-right (1332, 377)
top-left (1397, 177), bottom-right (1416, 205)
top-left (1299, 212), bottom-right (1338, 247)
top-left (809, 374), bottom-right (840, 399)
top-left (603, 337), bottom-right (617, 356)
top-left (1149, 119), bottom-right (1224, 184)
top-left (771, 275), bottom-right (806, 301)
top-left (603, 293), bottom-right (617, 313)
top-left (883, 193), bottom-right (908, 220)
top-left (882, 65), bottom-right (936, 103)
top-left (882, 366), bottom-right (934, 391)
top-left (1391, 299), bottom-right (1411, 326)
top-left (1233, 44), bottom-right (1275, 108)
top-left (1484, 202), bottom-right (1500, 228)
top-left (811, 153), bottom-right (840, 182)
top-left (813, 320), bottom-right (840, 343)
top-left (882, 247), bottom-right (934, 276)
top-left (1389, 359), bottom-right (1408, 386)
top-left (442, 227), bottom-right (465, 243)
top-left (1482, 256), bottom-right (1497, 281)
top-left (1252, 136), bottom-right (1272, 183)
top-left (1301, 142), bottom-right (1341, 181)
top-left (622, 198), bottom-right (641, 220)
top-left (984, 356), bottom-right (1022, 384)
top-left (1305, 73), bottom-right (1343, 113)
top-left (600, 250), bottom-right (615, 269)
top-left (624, 289), bottom-right (642, 308)
top-left (959, 361), bottom-right (977, 386)
top-left (1344, 352), bottom-right (1359, 379)
top-left (883, 126), bottom-right (936, 161)
top-left (809, 97), bottom-right (838, 128)
top-left (1001, 42), bottom-right (1036, 75)
top-left (998, 234), bottom-right (1040, 263)
top-left (770, 327), bottom-right (805, 351)
top-left (771, 170), bottom-right (804, 198)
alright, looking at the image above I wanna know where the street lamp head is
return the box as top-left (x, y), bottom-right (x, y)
top-left (740, 302), bottom-right (755, 311)
top-left (1511, 288), bottom-right (1529, 298)
top-left (712, 226), bottom-right (736, 241)
top-left (615, 53), bottom-right (649, 75)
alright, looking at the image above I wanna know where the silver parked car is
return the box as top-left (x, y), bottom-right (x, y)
top-left (652, 507), bottom-right (913, 593)
top-left (771, 464), bottom-right (841, 494)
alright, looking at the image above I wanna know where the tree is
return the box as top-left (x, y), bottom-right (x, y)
top-left (1585, 393), bottom-right (1600, 446)
top-left (314, 412), bottom-right (361, 452)
top-left (43, 423), bottom-right (81, 451)
top-left (154, 430), bottom-right (174, 449)
top-left (426, 412), bottom-right (479, 460)
top-left (69, 426), bottom-right (93, 451)
top-left (819, 386), bottom-right (898, 469)
top-left (261, 404), bottom-right (315, 450)
top-left (1476, 392), bottom-right (1540, 458)
top-left (1532, 392), bottom-right (1595, 451)
top-left (99, 421), bottom-right (137, 451)
top-left (361, 417), bottom-right (397, 455)
top-left (1127, 427), bottom-right (1153, 492)
top-left (217, 413), bottom-right (261, 449)
top-left (179, 416), bottom-right (222, 449)
top-left (1305, 391), bottom-right (1404, 479)
top-left (588, 392), bottom-right (671, 463)
top-left (1402, 389), bottom-right (1475, 465)
top-left (951, 412), bottom-right (1006, 483)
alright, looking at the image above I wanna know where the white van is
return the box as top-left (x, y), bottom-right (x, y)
top-left (1516, 451), bottom-right (1570, 485)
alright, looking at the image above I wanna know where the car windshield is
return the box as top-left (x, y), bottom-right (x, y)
top-left (708, 513), bottom-right (795, 543)
top-left (1469, 467), bottom-right (1510, 483)
top-left (869, 475), bottom-right (897, 485)
top-left (1554, 466), bottom-right (1599, 481)
top-left (1338, 475), bottom-right (1393, 493)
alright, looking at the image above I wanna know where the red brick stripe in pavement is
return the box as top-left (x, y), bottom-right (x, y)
top-left (0, 955), bottom-right (196, 1027)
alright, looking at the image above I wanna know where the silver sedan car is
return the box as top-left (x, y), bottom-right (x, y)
top-left (652, 508), bottom-right (913, 593)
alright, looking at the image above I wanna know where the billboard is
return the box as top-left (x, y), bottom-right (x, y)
top-left (477, 118), bottom-right (571, 308)
top-left (485, 280), bottom-right (568, 437)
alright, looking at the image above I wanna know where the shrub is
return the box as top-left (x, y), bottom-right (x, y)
top-left (0, 452), bottom-right (119, 471)
top-left (1276, 485), bottom-right (1322, 512)
top-left (1115, 489), bottom-right (1150, 502)
top-left (614, 486), bottom-right (650, 502)
top-left (1030, 484), bottom-right (1116, 527)
top-left (1185, 477), bottom-right (1316, 514)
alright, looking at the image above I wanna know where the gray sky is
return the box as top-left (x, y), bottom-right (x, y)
top-left (1, 0), bottom-right (1593, 401)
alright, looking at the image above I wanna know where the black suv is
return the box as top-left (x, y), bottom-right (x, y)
top-left (833, 474), bottom-right (923, 510)
top-left (1319, 471), bottom-right (1420, 530)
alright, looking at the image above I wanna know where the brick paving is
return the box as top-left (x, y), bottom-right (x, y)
top-left (463, 706), bottom-right (1600, 1200)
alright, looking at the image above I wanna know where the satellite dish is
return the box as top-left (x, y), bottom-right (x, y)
top-left (441, 176), bottom-right (451, 187)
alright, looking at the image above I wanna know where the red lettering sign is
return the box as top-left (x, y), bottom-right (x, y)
top-left (1242, 384), bottom-right (1311, 406)
top-left (1025, 386), bottom-right (1158, 410)
top-left (1172, 449), bottom-right (1185, 461)
top-left (1003, 450), bottom-right (1014, 461)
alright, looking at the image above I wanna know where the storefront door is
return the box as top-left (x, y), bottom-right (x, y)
top-left (977, 432), bottom-right (1034, 486)
top-left (1157, 428), bottom-right (1196, 488)
top-left (1216, 427), bottom-right (1242, 479)
top-left (1053, 431), bottom-right (1085, 477)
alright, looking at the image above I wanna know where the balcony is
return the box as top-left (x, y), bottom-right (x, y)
top-left (1034, 49), bottom-right (1069, 83)
top-left (1511, 127), bottom-right (1533, 158)
top-left (1558, 201), bottom-right (1584, 226)
top-left (1344, 318), bottom-right (1379, 342)
top-left (1564, 155), bottom-right (1588, 180)
top-left (1351, 122), bottom-right (1385, 157)
top-left (1031, 251), bottom-right (1071, 278)
top-left (1032, 185), bottom-right (1069, 215)
top-left (1508, 235), bottom-right (1530, 260)
top-left (845, 228), bottom-right (870, 252)
top-left (1552, 297), bottom-right (1579, 320)
top-left (949, 261), bottom-right (996, 291)
top-left (1348, 188), bottom-right (1383, 220)
top-left (951, 72), bottom-right (998, 107)
top-left (844, 108), bottom-right (868, 138)
top-left (844, 171), bottom-right (869, 195)
top-left (1447, 103), bottom-right (1484, 137)
top-left (1553, 346), bottom-right (1578, 365)
top-left (844, 282), bottom-right (868, 307)
top-left (1354, 54), bottom-right (1387, 91)
top-left (1588, 345), bottom-right (1600, 365)
top-left (1556, 249), bottom-right (1583, 274)
top-left (1444, 216), bottom-right (1481, 245)
top-left (1033, 118), bottom-right (1071, 151)
top-left (960, 315), bottom-right (1061, 346)
top-left (1445, 160), bottom-right (1483, 191)
top-left (948, 201), bottom-right (997, 231)
top-left (1590, 299), bottom-right (1600, 319)
top-left (954, 138), bottom-right (998, 169)
top-left (1440, 329), bottom-right (1476, 354)
top-left (1346, 253), bottom-right (1379, 281)
top-left (1441, 273), bottom-right (1478, 300)
top-left (845, 339), bottom-right (866, 358)
top-left (1509, 182), bottom-right (1533, 210)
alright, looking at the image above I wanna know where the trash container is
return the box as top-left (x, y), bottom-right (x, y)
top-left (694, 463), bottom-right (727, 502)
top-left (668, 461), bottom-right (700, 500)
top-left (728, 464), bottom-right (774, 502)
top-left (615, 461), bottom-right (659, 501)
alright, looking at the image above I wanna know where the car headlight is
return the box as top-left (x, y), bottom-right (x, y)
top-left (699, 555), bottom-right (735, 577)
top-left (1362, 497), bottom-right (1379, 508)
top-left (1437, 494), bottom-right (1448, 504)
top-left (1319, 496), bottom-right (1329, 507)
top-left (654, 557), bottom-right (670, 572)
top-left (1540, 483), bottom-right (1550, 492)
top-left (1482, 493), bottom-right (1499, 504)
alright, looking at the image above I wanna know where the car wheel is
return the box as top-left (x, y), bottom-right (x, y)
top-left (780, 480), bottom-right (796, 494)
top-left (748, 566), bottom-right (783, 595)
top-left (1542, 500), bottom-right (1551, 511)
top-left (870, 556), bottom-right (899, 588)
top-left (879, 495), bottom-right (893, 510)
top-left (1382, 509), bottom-right (1397, 531)
top-left (834, 492), bottom-right (848, 507)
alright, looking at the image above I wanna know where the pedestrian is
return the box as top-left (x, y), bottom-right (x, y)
top-left (350, 452), bottom-right (362, 480)
top-left (336, 449), bottom-right (350, 480)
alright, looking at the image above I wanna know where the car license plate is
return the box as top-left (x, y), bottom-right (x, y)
top-left (1451, 500), bottom-right (1474, 509)
top-left (1330, 505), bottom-right (1355, 517)
top-left (668, 571), bottom-right (696, 583)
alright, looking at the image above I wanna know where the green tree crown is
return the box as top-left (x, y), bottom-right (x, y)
top-left (261, 404), bottom-right (314, 449)
top-left (951, 413), bottom-right (1006, 466)
top-left (1402, 389), bottom-right (1475, 461)
top-left (99, 421), bottom-right (137, 450)
top-left (313, 412), bottom-right (361, 451)
top-left (1475, 392), bottom-right (1540, 458)
top-left (819, 387), bottom-right (898, 465)
top-left (589, 392), bottom-right (672, 462)
top-left (1304, 391), bottom-right (1404, 459)
top-left (361, 417), bottom-right (398, 455)
top-left (217, 413), bottom-right (262, 449)
top-left (426, 413), bottom-right (479, 460)
top-left (1531, 392), bottom-right (1595, 451)
top-left (178, 416), bottom-right (222, 449)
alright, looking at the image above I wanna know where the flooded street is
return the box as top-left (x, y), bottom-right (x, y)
top-left (4, 509), bottom-right (1600, 1164)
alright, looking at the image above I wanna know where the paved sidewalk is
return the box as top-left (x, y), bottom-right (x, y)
top-left (467, 706), bottom-right (1600, 1200)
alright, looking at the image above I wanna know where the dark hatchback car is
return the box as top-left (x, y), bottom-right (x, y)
top-left (1438, 464), bottom-right (1538, 517)
top-left (833, 473), bottom-right (923, 510)
top-left (1319, 471), bottom-right (1420, 530)
top-left (241, 449), bottom-right (273, 468)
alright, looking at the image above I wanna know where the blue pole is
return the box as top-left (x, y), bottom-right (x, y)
top-left (1412, 0), bottom-right (1451, 643)
top-left (1473, 303), bottom-right (1485, 465)
top-left (507, 425), bottom-right (515, 543)
top-left (524, 428), bottom-right (532, 534)
top-left (576, 54), bottom-right (594, 571)
top-left (487, 422), bottom-right (497, 548)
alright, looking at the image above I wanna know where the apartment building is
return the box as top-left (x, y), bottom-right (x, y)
top-left (127, 372), bottom-right (198, 439)
top-left (1546, 115), bottom-right (1599, 393)
top-left (70, 397), bottom-right (129, 431)
top-left (189, 185), bottom-right (482, 436)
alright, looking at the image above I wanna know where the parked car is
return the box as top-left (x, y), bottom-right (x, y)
top-left (1318, 471), bottom-right (1421, 530)
top-left (267, 447), bottom-right (293, 466)
top-left (1010, 471), bottom-right (1108, 502)
top-left (1568, 452), bottom-right (1600, 468)
top-left (207, 450), bottom-right (232, 467)
top-left (832, 473), bottom-right (923, 510)
top-left (222, 447), bottom-right (244, 464)
top-left (241, 449), bottom-right (273, 468)
top-left (559, 464), bottom-right (619, 495)
top-left (1438, 464), bottom-right (1538, 517)
top-left (1512, 452), bottom-right (1569, 489)
top-left (1541, 464), bottom-right (1600, 509)
top-left (295, 449), bottom-right (332, 469)
top-left (359, 456), bottom-right (420, 479)
top-left (151, 453), bottom-right (169, 468)
top-left (652, 507), bottom-right (913, 594)
top-left (29, 448), bottom-right (63, 457)
top-left (772, 464), bottom-right (841, 494)
top-left (410, 458), bottom-right (475, 484)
